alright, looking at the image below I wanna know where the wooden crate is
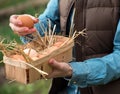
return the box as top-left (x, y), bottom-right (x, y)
top-left (3, 36), bottom-right (74, 84)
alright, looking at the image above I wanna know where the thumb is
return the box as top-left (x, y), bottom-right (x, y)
top-left (48, 58), bottom-right (61, 69)
top-left (23, 14), bottom-right (39, 23)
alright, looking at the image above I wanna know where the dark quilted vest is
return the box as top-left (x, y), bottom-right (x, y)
top-left (49, 0), bottom-right (120, 94)
top-left (74, 0), bottom-right (120, 62)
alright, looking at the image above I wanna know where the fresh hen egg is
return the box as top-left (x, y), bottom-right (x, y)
top-left (23, 48), bottom-right (38, 57)
top-left (17, 15), bottom-right (34, 28)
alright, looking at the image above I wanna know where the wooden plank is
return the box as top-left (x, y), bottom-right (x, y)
top-left (14, 67), bottom-right (27, 84)
top-left (28, 65), bottom-right (42, 83)
top-left (5, 64), bottom-right (15, 80)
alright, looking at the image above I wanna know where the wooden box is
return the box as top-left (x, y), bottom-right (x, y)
top-left (3, 36), bottom-right (74, 84)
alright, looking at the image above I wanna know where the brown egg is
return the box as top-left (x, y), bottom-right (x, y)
top-left (17, 15), bottom-right (34, 28)
top-left (11, 54), bottom-right (25, 61)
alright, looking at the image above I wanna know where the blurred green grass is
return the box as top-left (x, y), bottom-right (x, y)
top-left (0, 75), bottom-right (51, 94)
top-left (0, 80), bottom-right (51, 94)
top-left (0, 1), bottom-right (51, 94)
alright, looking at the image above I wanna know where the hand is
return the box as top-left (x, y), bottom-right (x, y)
top-left (9, 14), bottom-right (38, 36)
top-left (46, 58), bottom-right (73, 79)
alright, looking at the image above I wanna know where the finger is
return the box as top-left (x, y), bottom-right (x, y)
top-left (15, 27), bottom-right (36, 36)
top-left (9, 23), bottom-right (28, 35)
top-left (9, 22), bottom-right (37, 36)
top-left (20, 28), bottom-right (36, 36)
top-left (48, 58), bottom-right (62, 69)
top-left (9, 23), bottom-right (15, 31)
top-left (23, 14), bottom-right (39, 23)
top-left (9, 23), bottom-right (28, 32)
top-left (9, 15), bottom-right (22, 26)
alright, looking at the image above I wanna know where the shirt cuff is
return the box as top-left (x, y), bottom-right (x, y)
top-left (68, 62), bottom-right (90, 88)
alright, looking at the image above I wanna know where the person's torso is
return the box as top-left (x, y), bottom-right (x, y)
top-left (59, 0), bottom-right (120, 94)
